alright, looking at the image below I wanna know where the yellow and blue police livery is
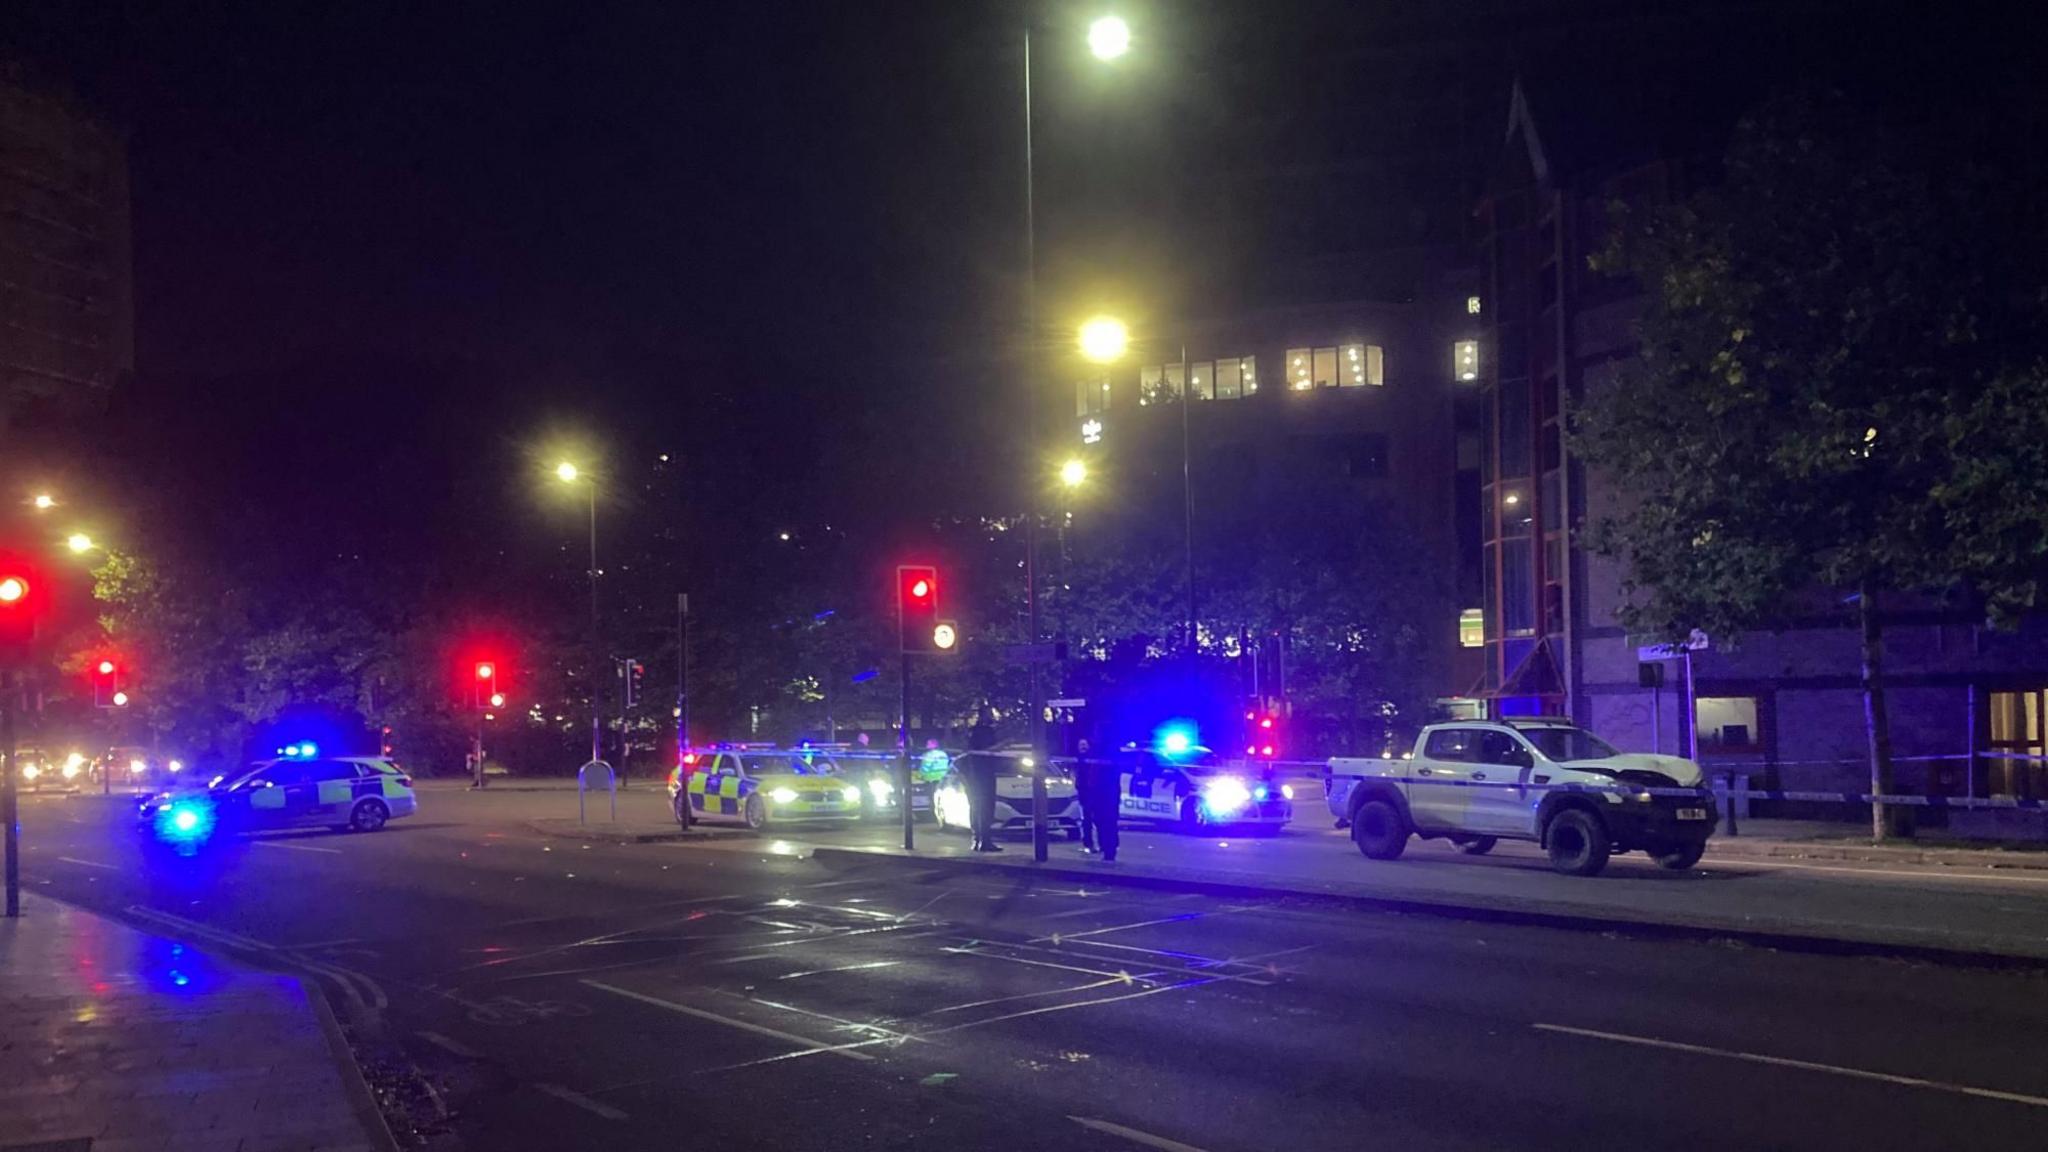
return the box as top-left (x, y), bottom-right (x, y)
top-left (1112, 743), bottom-right (1293, 833)
top-left (139, 751), bottom-right (415, 840)
top-left (669, 746), bottom-right (863, 831)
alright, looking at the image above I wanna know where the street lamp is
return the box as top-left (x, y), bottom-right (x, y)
top-left (1060, 458), bottom-right (1088, 488)
top-left (1088, 15), bottom-right (1131, 61)
top-left (1078, 315), bottom-right (1128, 364)
top-left (555, 461), bottom-right (602, 767)
top-left (31, 494), bottom-right (54, 511)
top-left (65, 533), bottom-right (94, 554)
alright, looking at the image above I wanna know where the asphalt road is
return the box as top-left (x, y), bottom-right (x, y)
top-left (17, 789), bottom-right (2048, 1151)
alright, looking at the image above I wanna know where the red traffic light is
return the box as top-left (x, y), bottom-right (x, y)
top-left (0, 575), bottom-right (27, 604)
top-left (97, 659), bottom-right (116, 675)
top-left (897, 565), bottom-right (941, 653)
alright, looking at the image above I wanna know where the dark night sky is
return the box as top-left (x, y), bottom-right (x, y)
top-left (4, 0), bottom-right (2031, 567)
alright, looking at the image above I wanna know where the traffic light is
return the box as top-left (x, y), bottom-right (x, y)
top-left (472, 661), bottom-right (498, 709)
top-left (897, 565), bottom-right (940, 654)
top-left (1244, 710), bottom-right (1280, 759)
top-left (94, 659), bottom-right (121, 708)
top-left (0, 557), bottom-right (39, 652)
top-left (622, 659), bottom-right (644, 707)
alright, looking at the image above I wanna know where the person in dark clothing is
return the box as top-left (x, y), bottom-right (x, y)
top-left (1079, 742), bottom-right (1120, 862)
top-left (965, 708), bottom-right (1000, 852)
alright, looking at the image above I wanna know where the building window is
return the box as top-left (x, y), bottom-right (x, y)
top-left (1459, 609), bottom-right (1484, 648)
top-left (1467, 295), bottom-right (1483, 315)
top-left (1076, 376), bottom-right (1110, 417)
top-left (1215, 358), bottom-right (1242, 399)
top-left (1140, 364), bottom-right (1183, 406)
top-left (1989, 689), bottom-right (2047, 798)
top-left (1287, 348), bottom-right (1311, 390)
top-left (1312, 347), bottom-right (1338, 389)
top-left (1189, 361), bottom-right (1214, 400)
top-left (1243, 356), bottom-right (1258, 394)
top-left (1341, 343), bottom-right (1384, 387)
top-left (1696, 697), bottom-right (1761, 752)
top-left (1454, 340), bottom-right (1480, 382)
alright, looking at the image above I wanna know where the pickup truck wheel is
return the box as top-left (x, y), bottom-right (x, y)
top-left (1654, 841), bottom-right (1707, 870)
top-left (1351, 798), bottom-right (1409, 861)
top-left (1545, 809), bottom-right (1610, 877)
top-left (1457, 835), bottom-right (1497, 856)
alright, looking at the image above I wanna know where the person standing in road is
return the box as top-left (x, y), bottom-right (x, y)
top-left (966, 707), bottom-right (1000, 852)
top-left (1072, 736), bottom-right (1101, 854)
top-left (1082, 741), bottom-right (1119, 863)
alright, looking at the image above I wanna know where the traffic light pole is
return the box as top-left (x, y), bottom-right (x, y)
top-left (1021, 27), bottom-right (1049, 864)
top-left (3, 670), bottom-right (19, 918)
top-left (899, 650), bottom-right (914, 851)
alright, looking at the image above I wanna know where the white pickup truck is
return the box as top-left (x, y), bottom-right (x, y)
top-left (1325, 718), bottom-right (1717, 876)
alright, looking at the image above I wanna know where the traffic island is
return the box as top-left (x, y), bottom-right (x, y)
top-left (807, 843), bottom-right (2048, 970)
top-left (524, 817), bottom-right (754, 844)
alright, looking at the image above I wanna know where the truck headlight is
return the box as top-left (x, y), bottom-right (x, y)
top-left (867, 778), bottom-right (894, 800)
top-left (770, 787), bottom-right (798, 804)
top-left (840, 786), bottom-right (861, 804)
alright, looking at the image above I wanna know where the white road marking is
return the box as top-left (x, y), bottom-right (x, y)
top-left (581, 979), bottom-right (875, 1061)
top-left (1031, 913), bottom-right (1202, 944)
top-left (1070, 1115), bottom-right (1214, 1152)
top-left (535, 1082), bottom-right (627, 1120)
top-left (252, 839), bottom-right (344, 854)
top-left (1533, 1023), bottom-right (2048, 1108)
top-left (415, 1031), bottom-right (483, 1058)
top-left (775, 960), bottom-right (903, 980)
top-left (942, 944), bottom-right (1155, 983)
top-left (920, 977), bottom-right (1131, 1019)
top-left (56, 856), bottom-right (118, 871)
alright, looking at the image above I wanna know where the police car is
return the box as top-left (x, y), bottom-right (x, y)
top-left (799, 744), bottom-right (941, 820)
top-left (931, 744), bottom-right (1083, 839)
top-left (1110, 742), bottom-right (1294, 832)
top-left (139, 751), bottom-right (416, 841)
top-left (668, 746), bottom-right (864, 830)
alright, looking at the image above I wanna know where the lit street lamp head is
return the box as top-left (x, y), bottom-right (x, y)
top-left (1060, 458), bottom-right (1088, 488)
top-left (1078, 315), bottom-right (1129, 364)
top-left (555, 461), bottom-right (580, 483)
top-left (32, 494), bottom-right (54, 510)
top-left (66, 533), bottom-right (94, 554)
top-left (1088, 15), bottom-right (1131, 61)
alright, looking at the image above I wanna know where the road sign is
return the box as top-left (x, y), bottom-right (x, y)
top-left (1004, 643), bottom-right (1057, 664)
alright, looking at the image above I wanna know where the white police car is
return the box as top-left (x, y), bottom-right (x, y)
top-left (1109, 743), bottom-right (1294, 833)
top-left (932, 744), bottom-right (1083, 839)
top-left (140, 753), bottom-right (416, 842)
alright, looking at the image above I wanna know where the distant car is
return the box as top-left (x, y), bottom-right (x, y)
top-left (14, 747), bottom-right (88, 792)
top-left (668, 747), bottom-right (863, 830)
top-left (841, 746), bottom-right (946, 821)
top-left (138, 755), bottom-right (416, 842)
top-left (932, 743), bottom-right (1082, 839)
top-left (1109, 744), bottom-right (1294, 833)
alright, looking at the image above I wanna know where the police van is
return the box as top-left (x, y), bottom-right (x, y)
top-left (668, 745), bottom-right (864, 830)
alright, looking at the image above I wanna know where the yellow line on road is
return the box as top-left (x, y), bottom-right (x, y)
top-left (1533, 1023), bottom-right (2048, 1108)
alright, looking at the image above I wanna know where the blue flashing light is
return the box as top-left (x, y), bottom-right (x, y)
top-left (154, 798), bottom-right (217, 847)
top-left (1153, 722), bottom-right (1198, 758)
top-left (172, 808), bottom-right (199, 833)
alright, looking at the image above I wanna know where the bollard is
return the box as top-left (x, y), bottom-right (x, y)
top-left (578, 760), bottom-right (616, 824)
top-left (1725, 769), bottom-right (1739, 837)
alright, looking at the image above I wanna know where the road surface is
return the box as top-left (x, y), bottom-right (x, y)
top-left (16, 788), bottom-right (2048, 1151)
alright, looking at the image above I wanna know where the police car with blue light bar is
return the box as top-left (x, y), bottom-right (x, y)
top-left (138, 745), bottom-right (416, 844)
top-left (1109, 728), bottom-right (1294, 833)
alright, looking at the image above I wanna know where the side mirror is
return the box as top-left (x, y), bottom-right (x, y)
top-left (1509, 747), bottom-right (1534, 770)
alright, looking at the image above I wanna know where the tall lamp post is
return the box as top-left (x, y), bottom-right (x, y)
top-left (555, 462), bottom-right (603, 766)
top-left (1021, 15), bottom-right (1130, 863)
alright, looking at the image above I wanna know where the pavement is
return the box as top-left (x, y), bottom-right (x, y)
top-left (12, 785), bottom-right (2048, 1150)
top-left (0, 893), bottom-right (390, 1152)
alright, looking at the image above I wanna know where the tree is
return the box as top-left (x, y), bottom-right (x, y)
top-left (1577, 91), bottom-right (2048, 839)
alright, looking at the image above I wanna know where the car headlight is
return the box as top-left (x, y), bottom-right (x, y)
top-left (770, 787), bottom-right (799, 804)
top-left (841, 786), bottom-right (861, 804)
top-left (21, 764), bottom-right (38, 780)
top-left (867, 778), bottom-right (894, 799)
top-left (62, 762), bottom-right (81, 779)
top-left (1281, 784), bottom-right (1295, 800)
top-left (1202, 777), bottom-right (1252, 812)
top-left (168, 760), bottom-right (185, 773)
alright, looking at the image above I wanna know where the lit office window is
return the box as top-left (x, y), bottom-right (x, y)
top-left (1215, 358), bottom-right (1242, 399)
top-left (1459, 609), bottom-right (1484, 648)
top-left (1341, 344), bottom-right (1384, 387)
top-left (1287, 348), bottom-right (1311, 390)
top-left (1243, 357), bottom-right (1258, 394)
top-left (1467, 295), bottom-right (1483, 315)
top-left (1076, 376), bottom-right (1110, 416)
top-left (1139, 364), bottom-right (1163, 406)
top-left (1454, 340), bottom-right (1480, 381)
top-left (1189, 361), bottom-right (1214, 400)
top-left (1313, 347), bottom-right (1338, 389)
top-left (1165, 361), bottom-right (1185, 402)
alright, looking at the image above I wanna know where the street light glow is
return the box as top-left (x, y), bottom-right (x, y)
top-left (555, 461), bottom-right (580, 483)
top-left (1088, 15), bottom-right (1130, 60)
top-left (1078, 315), bottom-right (1128, 364)
top-left (1060, 459), bottom-right (1088, 488)
top-left (66, 533), bottom-right (94, 554)
top-left (32, 494), bottom-right (54, 510)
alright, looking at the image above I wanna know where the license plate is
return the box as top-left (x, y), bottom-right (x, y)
top-left (1675, 807), bottom-right (1708, 821)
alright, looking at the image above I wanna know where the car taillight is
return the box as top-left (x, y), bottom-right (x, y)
top-left (396, 776), bottom-right (413, 788)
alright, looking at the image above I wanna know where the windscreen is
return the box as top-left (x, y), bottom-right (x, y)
top-left (1520, 727), bottom-right (1620, 762)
